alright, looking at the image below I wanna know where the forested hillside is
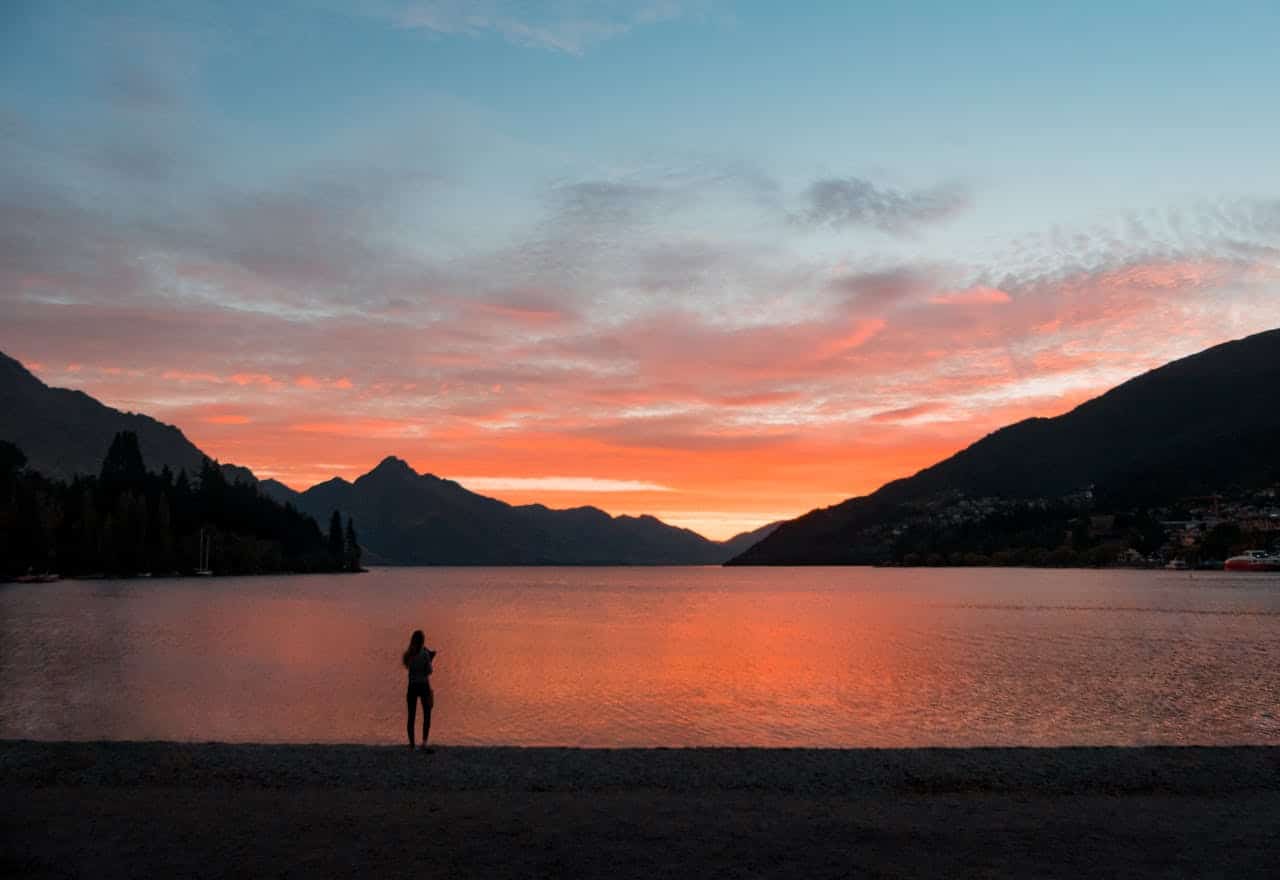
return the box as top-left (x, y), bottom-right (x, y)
top-left (0, 432), bottom-right (361, 578)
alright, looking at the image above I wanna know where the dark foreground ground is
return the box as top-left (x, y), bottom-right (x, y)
top-left (3, 742), bottom-right (1279, 878)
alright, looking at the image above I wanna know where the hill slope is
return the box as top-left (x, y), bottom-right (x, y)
top-left (263, 457), bottom-right (749, 565)
top-left (731, 329), bottom-right (1280, 565)
top-left (0, 353), bottom-right (255, 483)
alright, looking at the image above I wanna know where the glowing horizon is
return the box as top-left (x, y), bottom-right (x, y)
top-left (9, 340), bottom-right (1251, 540)
top-left (4, 3), bottom-right (1280, 540)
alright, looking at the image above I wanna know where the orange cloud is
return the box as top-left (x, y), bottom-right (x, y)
top-left (163, 369), bottom-right (224, 383)
top-left (471, 301), bottom-right (570, 324)
top-left (813, 318), bottom-right (887, 359)
top-left (8, 247), bottom-right (1278, 540)
top-left (229, 372), bottom-right (279, 387)
top-left (288, 418), bottom-right (428, 439)
top-left (1094, 261), bottom-right (1226, 291)
top-left (870, 402), bottom-right (948, 423)
top-left (295, 375), bottom-right (354, 390)
top-left (929, 286), bottom-right (1012, 305)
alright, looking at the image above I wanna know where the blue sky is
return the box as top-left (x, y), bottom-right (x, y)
top-left (3, 1), bottom-right (1279, 537)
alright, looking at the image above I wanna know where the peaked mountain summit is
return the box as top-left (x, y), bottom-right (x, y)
top-left (731, 328), bottom-right (1280, 565)
top-left (262, 457), bottom-right (770, 565)
top-left (0, 350), bottom-right (771, 565)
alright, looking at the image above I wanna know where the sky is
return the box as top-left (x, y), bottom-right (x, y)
top-left (2, 1), bottom-right (1279, 539)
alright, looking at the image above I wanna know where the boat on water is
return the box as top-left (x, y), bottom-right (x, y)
top-left (1224, 550), bottom-right (1280, 572)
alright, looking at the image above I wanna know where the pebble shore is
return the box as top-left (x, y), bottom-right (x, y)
top-left (4, 740), bottom-right (1279, 794)
top-left (4, 742), bottom-right (1279, 878)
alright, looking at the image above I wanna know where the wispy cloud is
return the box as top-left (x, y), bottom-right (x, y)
top-left (5, 18), bottom-right (1280, 539)
top-left (793, 177), bottom-right (970, 234)
top-left (391, 1), bottom-right (693, 54)
top-left (456, 476), bottom-right (675, 492)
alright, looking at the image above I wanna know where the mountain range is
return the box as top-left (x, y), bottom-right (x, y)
top-left (259, 461), bottom-right (774, 565)
top-left (0, 352), bottom-right (775, 565)
top-left (7, 327), bottom-right (1276, 569)
top-left (730, 328), bottom-right (1280, 564)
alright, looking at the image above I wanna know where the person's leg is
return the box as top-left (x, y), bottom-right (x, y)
top-left (421, 688), bottom-right (433, 747)
top-left (406, 688), bottom-right (417, 748)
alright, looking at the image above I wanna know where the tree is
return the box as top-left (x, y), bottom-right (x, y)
top-left (154, 493), bottom-right (174, 573)
top-left (345, 517), bottom-right (362, 572)
top-left (0, 438), bottom-right (345, 578)
top-left (0, 440), bottom-right (26, 482)
top-left (328, 510), bottom-right (344, 563)
top-left (100, 432), bottom-right (146, 487)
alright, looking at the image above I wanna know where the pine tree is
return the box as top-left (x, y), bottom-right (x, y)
top-left (100, 432), bottom-right (146, 487)
top-left (0, 440), bottom-right (25, 486)
top-left (328, 510), bottom-right (344, 565)
top-left (155, 493), bottom-right (174, 573)
top-left (344, 517), bottom-right (362, 572)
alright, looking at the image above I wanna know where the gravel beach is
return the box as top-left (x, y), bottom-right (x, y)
top-left (4, 742), bottom-right (1279, 877)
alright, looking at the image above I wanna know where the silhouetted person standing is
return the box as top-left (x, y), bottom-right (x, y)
top-left (402, 629), bottom-right (436, 751)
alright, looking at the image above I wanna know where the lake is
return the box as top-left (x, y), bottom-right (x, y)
top-left (2, 567), bottom-right (1278, 747)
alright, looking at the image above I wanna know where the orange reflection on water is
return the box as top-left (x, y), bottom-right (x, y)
top-left (3, 567), bottom-right (1280, 747)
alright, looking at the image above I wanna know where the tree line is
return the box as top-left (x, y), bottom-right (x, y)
top-left (0, 431), bottom-right (362, 578)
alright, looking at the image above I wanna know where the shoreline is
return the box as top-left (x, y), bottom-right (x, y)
top-left (2, 568), bottom-right (370, 584)
top-left (5, 742), bottom-right (1279, 878)
top-left (5, 740), bottom-right (1280, 794)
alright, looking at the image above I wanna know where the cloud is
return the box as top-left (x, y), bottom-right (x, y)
top-left (455, 476), bottom-right (675, 493)
top-left (549, 179), bottom-right (668, 228)
top-left (793, 177), bottom-right (970, 234)
top-left (289, 419), bottom-right (430, 439)
top-left (295, 375), bottom-right (355, 390)
top-left (5, 23), bottom-right (1280, 539)
top-left (831, 269), bottom-right (933, 311)
top-left (391, 1), bottom-right (693, 54)
top-left (929, 286), bottom-right (1012, 306)
top-left (869, 403), bottom-right (949, 423)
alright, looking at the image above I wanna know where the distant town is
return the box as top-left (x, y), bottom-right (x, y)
top-left (879, 486), bottom-right (1280, 569)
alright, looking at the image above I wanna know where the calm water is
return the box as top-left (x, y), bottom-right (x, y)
top-left (2, 567), bottom-right (1279, 747)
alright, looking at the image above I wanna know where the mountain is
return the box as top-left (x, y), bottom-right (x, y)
top-left (263, 457), bottom-right (758, 565)
top-left (731, 328), bottom-right (1280, 565)
top-left (0, 352), bottom-right (255, 484)
top-left (2, 349), bottom-right (781, 565)
top-left (719, 521), bottom-right (783, 558)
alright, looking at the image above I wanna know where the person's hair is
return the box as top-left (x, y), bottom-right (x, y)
top-left (402, 630), bottom-right (425, 668)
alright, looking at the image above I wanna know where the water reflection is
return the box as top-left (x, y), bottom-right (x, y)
top-left (1, 567), bottom-right (1278, 747)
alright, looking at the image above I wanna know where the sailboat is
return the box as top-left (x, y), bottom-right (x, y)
top-left (195, 528), bottom-right (213, 576)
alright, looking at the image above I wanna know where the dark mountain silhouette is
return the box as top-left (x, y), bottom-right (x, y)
top-left (0, 352), bottom-right (255, 485)
top-left (731, 328), bottom-right (1280, 565)
top-left (3, 349), bottom-right (775, 565)
top-left (262, 457), bottom-right (767, 565)
top-left (719, 521), bottom-right (783, 558)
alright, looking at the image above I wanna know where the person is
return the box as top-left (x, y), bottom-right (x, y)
top-left (402, 629), bottom-right (437, 751)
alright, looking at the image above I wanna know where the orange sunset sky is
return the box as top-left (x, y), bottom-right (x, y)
top-left (5, 4), bottom-right (1280, 538)
top-left (14, 281), bottom-right (1280, 540)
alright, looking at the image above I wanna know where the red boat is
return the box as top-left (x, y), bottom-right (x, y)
top-left (1224, 551), bottom-right (1280, 572)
